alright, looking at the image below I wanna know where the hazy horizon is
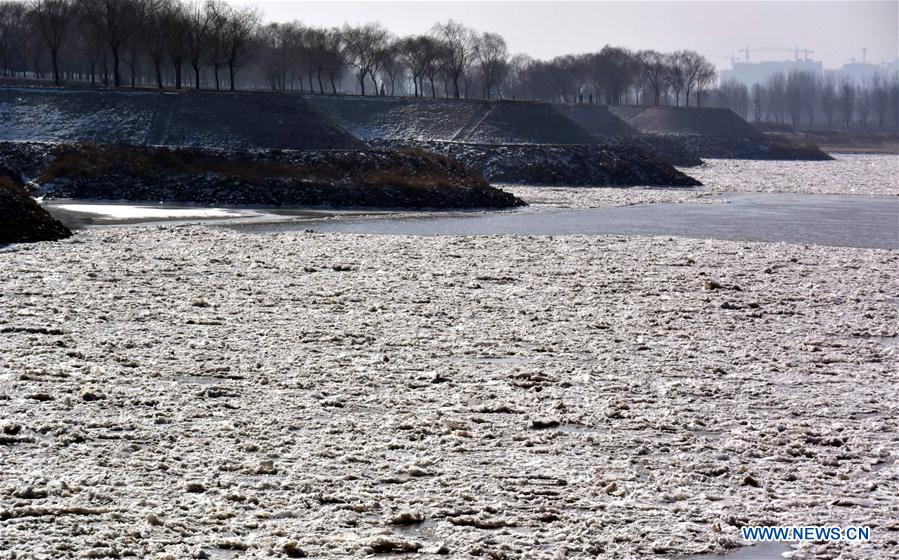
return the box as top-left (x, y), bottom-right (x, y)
top-left (245, 1), bottom-right (898, 71)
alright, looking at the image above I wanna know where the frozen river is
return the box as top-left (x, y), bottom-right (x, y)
top-left (274, 192), bottom-right (898, 249)
top-left (42, 155), bottom-right (898, 250)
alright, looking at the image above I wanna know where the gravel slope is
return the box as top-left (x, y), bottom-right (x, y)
top-left (0, 88), bottom-right (363, 150)
top-left (1, 228), bottom-right (895, 559)
top-left (306, 96), bottom-right (598, 144)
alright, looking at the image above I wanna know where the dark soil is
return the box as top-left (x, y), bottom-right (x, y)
top-left (613, 106), bottom-right (766, 138)
top-left (6, 142), bottom-right (523, 209)
top-left (0, 167), bottom-right (71, 244)
top-left (373, 140), bottom-right (702, 187)
top-left (651, 134), bottom-right (834, 161)
top-left (306, 96), bottom-right (597, 144)
top-left (606, 105), bottom-right (832, 161)
top-left (553, 104), bottom-right (640, 137)
top-left (0, 88), bottom-right (363, 150)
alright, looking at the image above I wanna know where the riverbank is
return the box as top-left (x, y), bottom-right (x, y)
top-left (1, 227), bottom-right (895, 559)
top-left (0, 167), bottom-right (70, 244)
top-left (4, 142), bottom-right (524, 210)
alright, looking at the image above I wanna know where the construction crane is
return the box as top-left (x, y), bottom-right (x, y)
top-left (734, 47), bottom-right (815, 63)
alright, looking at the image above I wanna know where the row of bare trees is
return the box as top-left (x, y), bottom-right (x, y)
top-left (2, 0), bottom-right (717, 106)
top-left (1, 0), bottom-right (260, 88)
top-left (511, 48), bottom-right (717, 107)
top-left (709, 70), bottom-right (899, 130)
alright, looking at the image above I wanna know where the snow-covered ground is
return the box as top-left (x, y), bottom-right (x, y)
top-left (1, 227), bottom-right (896, 559)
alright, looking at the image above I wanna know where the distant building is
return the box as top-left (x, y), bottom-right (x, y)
top-left (721, 58), bottom-right (895, 87)
top-left (828, 62), bottom-right (883, 84)
top-left (721, 60), bottom-right (823, 87)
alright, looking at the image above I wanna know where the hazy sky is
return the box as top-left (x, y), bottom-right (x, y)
top-left (246, 1), bottom-right (897, 70)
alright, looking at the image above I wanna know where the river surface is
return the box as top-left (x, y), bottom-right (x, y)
top-left (279, 192), bottom-right (897, 249)
top-left (42, 155), bottom-right (899, 250)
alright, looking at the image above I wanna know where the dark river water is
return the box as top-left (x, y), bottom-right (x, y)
top-left (285, 192), bottom-right (898, 249)
top-left (43, 155), bottom-right (899, 250)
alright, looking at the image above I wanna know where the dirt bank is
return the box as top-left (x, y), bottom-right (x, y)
top-left (617, 106), bottom-right (765, 138)
top-left (609, 105), bottom-right (832, 161)
top-left (372, 140), bottom-right (702, 187)
top-left (0, 88), bottom-right (362, 150)
top-left (553, 104), bottom-right (640, 137)
top-left (2, 142), bottom-right (523, 209)
top-left (0, 167), bottom-right (70, 244)
top-left (306, 96), bottom-right (598, 144)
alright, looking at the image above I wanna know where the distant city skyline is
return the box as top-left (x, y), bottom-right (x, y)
top-left (245, 1), bottom-right (898, 71)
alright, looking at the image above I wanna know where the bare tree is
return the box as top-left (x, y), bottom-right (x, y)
top-left (820, 73), bottom-right (837, 127)
top-left (374, 39), bottom-right (402, 95)
top-left (256, 22), bottom-right (290, 91)
top-left (184, 0), bottom-right (211, 89)
top-left (31, 0), bottom-right (71, 85)
top-left (666, 52), bottom-right (687, 106)
top-left (673, 50), bottom-right (713, 108)
top-left (1, 2), bottom-right (26, 76)
top-left (838, 77), bottom-right (855, 129)
top-left (693, 57), bottom-right (716, 107)
top-left (474, 31), bottom-right (507, 99)
top-left (766, 72), bottom-right (787, 124)
top-left (341, 22), bottom-right (388, 95)
top-left (421, 38), bottom-right (446, 98)
top-left (305, 26), bottom-right (332, 93)
top-left (220, 5), bottom-right (257, 90)
top-left (639, 50), bottom-right (668, 105)
top-left (750, 83), bottom-right (763, 122)
top-left (164, 0), bottom-right (190, 89)
top-left (204, 0), bottom-right (229, 90)
top-left (398, 35), bottom-right (432, 97)
top-left (143, 0), bottom-right (170, 87)
top-left (78, 0), bottom-right (155, 87)
top-left (431, 19), bottom-right (474, 99)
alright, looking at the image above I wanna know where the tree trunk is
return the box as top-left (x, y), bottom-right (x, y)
top-left (155, 60), bottom-right (163, 89)
top-left (214, 66), bottom-right (220, 90)
top-left (51, 50), bottom-right (60, 86)
top-left (317, 70), bottom-right (324, 94)
top-left (194, 65), bottom-right (200, 90)
top-left (229, 64), bottom-right (236, 91)
top-left (112, 48), bottom-right (121, 87)
top-left (358, 71), bottom-right (365, 95)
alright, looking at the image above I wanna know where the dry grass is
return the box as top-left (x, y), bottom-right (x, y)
top-left (40, 144), bottom-right (302, 182)
top-left (37, 143), bottom-right (489, 190)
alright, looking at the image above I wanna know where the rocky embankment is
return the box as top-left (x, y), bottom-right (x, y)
top-left (372, 140), bottom-right (702, 187)
top-left (654, 134), bottom-right (834, 161)
top-left (0, 166), bottom-right (70, 244)
top-left (609, 136), bottom-right (705, 167)
top-left (0, 88), bottom-right (363, 150)
top-left (0, 142), bottom-right (524, 210)
top-left (605, 105), bottom-right (833, 162)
